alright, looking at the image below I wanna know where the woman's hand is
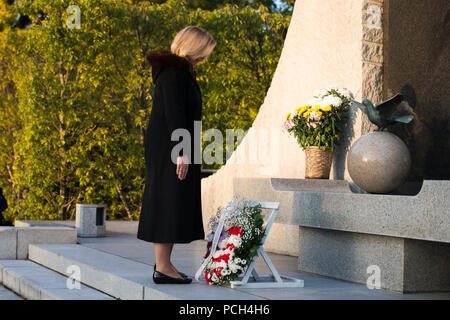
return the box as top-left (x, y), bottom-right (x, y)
top-left (176, 155), bottom-right (189, 180)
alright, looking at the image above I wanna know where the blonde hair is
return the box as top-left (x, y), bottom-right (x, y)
top-left (171, 26), bottom-right (216, 63)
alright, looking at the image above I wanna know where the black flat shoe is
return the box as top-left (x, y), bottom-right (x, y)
top-left (153, 270), bottom-right (192, 284)
top-left (154, 264), bottom-right (189, 279)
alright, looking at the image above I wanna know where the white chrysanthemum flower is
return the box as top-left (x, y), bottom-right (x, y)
top-left (213, 249), bottom-right (224, 259)
top-left (315, 88), bottom-right (330, 98)
top-left (218, 238), bottom-right (227, 249)
top-left (228, 264), bottom-right (237, 273)
top-left (322, 95), bottom-right (342, 107)
top-left (241, 259), bottom-right (247, 264)
top-left (308, 96), bottom-right (323, 106)
top-left (314, 85), bottom-right (353, 100)
top-left (228, 260), bottom-right (243, 273)
top-left (227, 235), bottom-right (242, 247)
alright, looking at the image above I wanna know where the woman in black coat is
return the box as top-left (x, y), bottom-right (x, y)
top-left (137, 26), bottom-right (216, 284)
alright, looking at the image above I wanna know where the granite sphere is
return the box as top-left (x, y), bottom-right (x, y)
top-left (347, 131), bottom-right (411, 193)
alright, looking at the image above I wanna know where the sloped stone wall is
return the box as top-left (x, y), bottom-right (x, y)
top-left (201, 0), bottom-right (367, 245)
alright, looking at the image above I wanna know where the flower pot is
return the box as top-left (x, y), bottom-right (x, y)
top-left (305, 146), bottom-right (333, 179)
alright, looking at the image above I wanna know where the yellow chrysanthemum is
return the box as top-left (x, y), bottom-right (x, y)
top-left (303, 110), bottom-right (311, 118)
top-left (311, 105), bottom-right (321, 112)
top-left (285, 112), bottom-right (291, 119)
top-left (296, 105), bottom-right (308, 115)
top-left (321, 106), bottom-right (332, 112)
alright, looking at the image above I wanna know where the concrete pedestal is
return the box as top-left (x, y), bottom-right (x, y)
top-left (75, 204), bottom-right (106, 238)
top-left (0, 226), bottom-right (76, 259)
top-left (0, 227), bottom-right (17, 259)
top-left (299, 227), bottom-right (450, 293)
top-left (233, 177), bottom-right (450, 293)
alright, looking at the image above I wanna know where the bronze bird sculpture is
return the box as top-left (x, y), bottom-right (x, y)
top-left (350, 93), bottom-right (415, 131)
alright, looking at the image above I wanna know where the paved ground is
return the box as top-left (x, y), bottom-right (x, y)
top-left (76, 231), bottom-right (450, 300)
top-left (1, 224), bottom-right (449, 300)
top-left (0, 284), bottom-right (23, 300)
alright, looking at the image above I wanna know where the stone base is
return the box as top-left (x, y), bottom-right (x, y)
top-left (0, 227), bottom-right (17, 259)
top-left (263, 223), bottom-right (299, 256)
top-left (14, 220), bottom-right (139, 235)
top-left (298, 227), bottom-right (450, 293)
top-left (14, 220), bottom-right (75, 228)
top-left (0, 260), bottom-right (114, 300)
top-left (0, 226), bottom-right (77, 260)
top-left (75, 204), bottom-right (106, 238)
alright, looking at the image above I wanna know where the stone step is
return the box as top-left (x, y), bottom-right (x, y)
top-left (28, 243), bottom-right (264, 300)
top-left (0, 226), bottom-right (77, 260)
top-left (0, 284), bottom-right (23, 300)
top-left (0, 260), bottom-right (114, 300)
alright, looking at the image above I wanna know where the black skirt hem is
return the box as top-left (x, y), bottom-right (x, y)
top-left (136, 234), bottom-right (205, 244)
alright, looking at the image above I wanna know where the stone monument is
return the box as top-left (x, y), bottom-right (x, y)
top-left (201, 0), bottom-right (449, 292)
top-left (202, 0), bottom-right (449, 253)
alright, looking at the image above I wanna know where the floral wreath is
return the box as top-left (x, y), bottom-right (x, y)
top-left (195, 196), bottom-right (264, 285)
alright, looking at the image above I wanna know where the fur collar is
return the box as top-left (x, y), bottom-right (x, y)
top-left (146, 49), bottom-right (194, 76)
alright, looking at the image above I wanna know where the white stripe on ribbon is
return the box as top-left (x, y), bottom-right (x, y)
top-left (194, 209), bottom-right (230, 281)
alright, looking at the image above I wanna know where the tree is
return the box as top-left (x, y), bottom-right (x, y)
top-left (0, 0), bottom-right (291, 221)
top-left (127, 0), bottom-right (293, 12)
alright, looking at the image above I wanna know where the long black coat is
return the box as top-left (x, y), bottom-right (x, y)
top-left (137, 50), bottom-right (205, 243)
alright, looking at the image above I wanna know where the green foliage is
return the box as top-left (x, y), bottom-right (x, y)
top-left (0, 0), bottom-right (16, 31)
top-left (232, 204), bottom-right (264, 269)
top-left (0, 0), bottom-right (290, 221)
top-left (129, 0), bottom-right (293, 13)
